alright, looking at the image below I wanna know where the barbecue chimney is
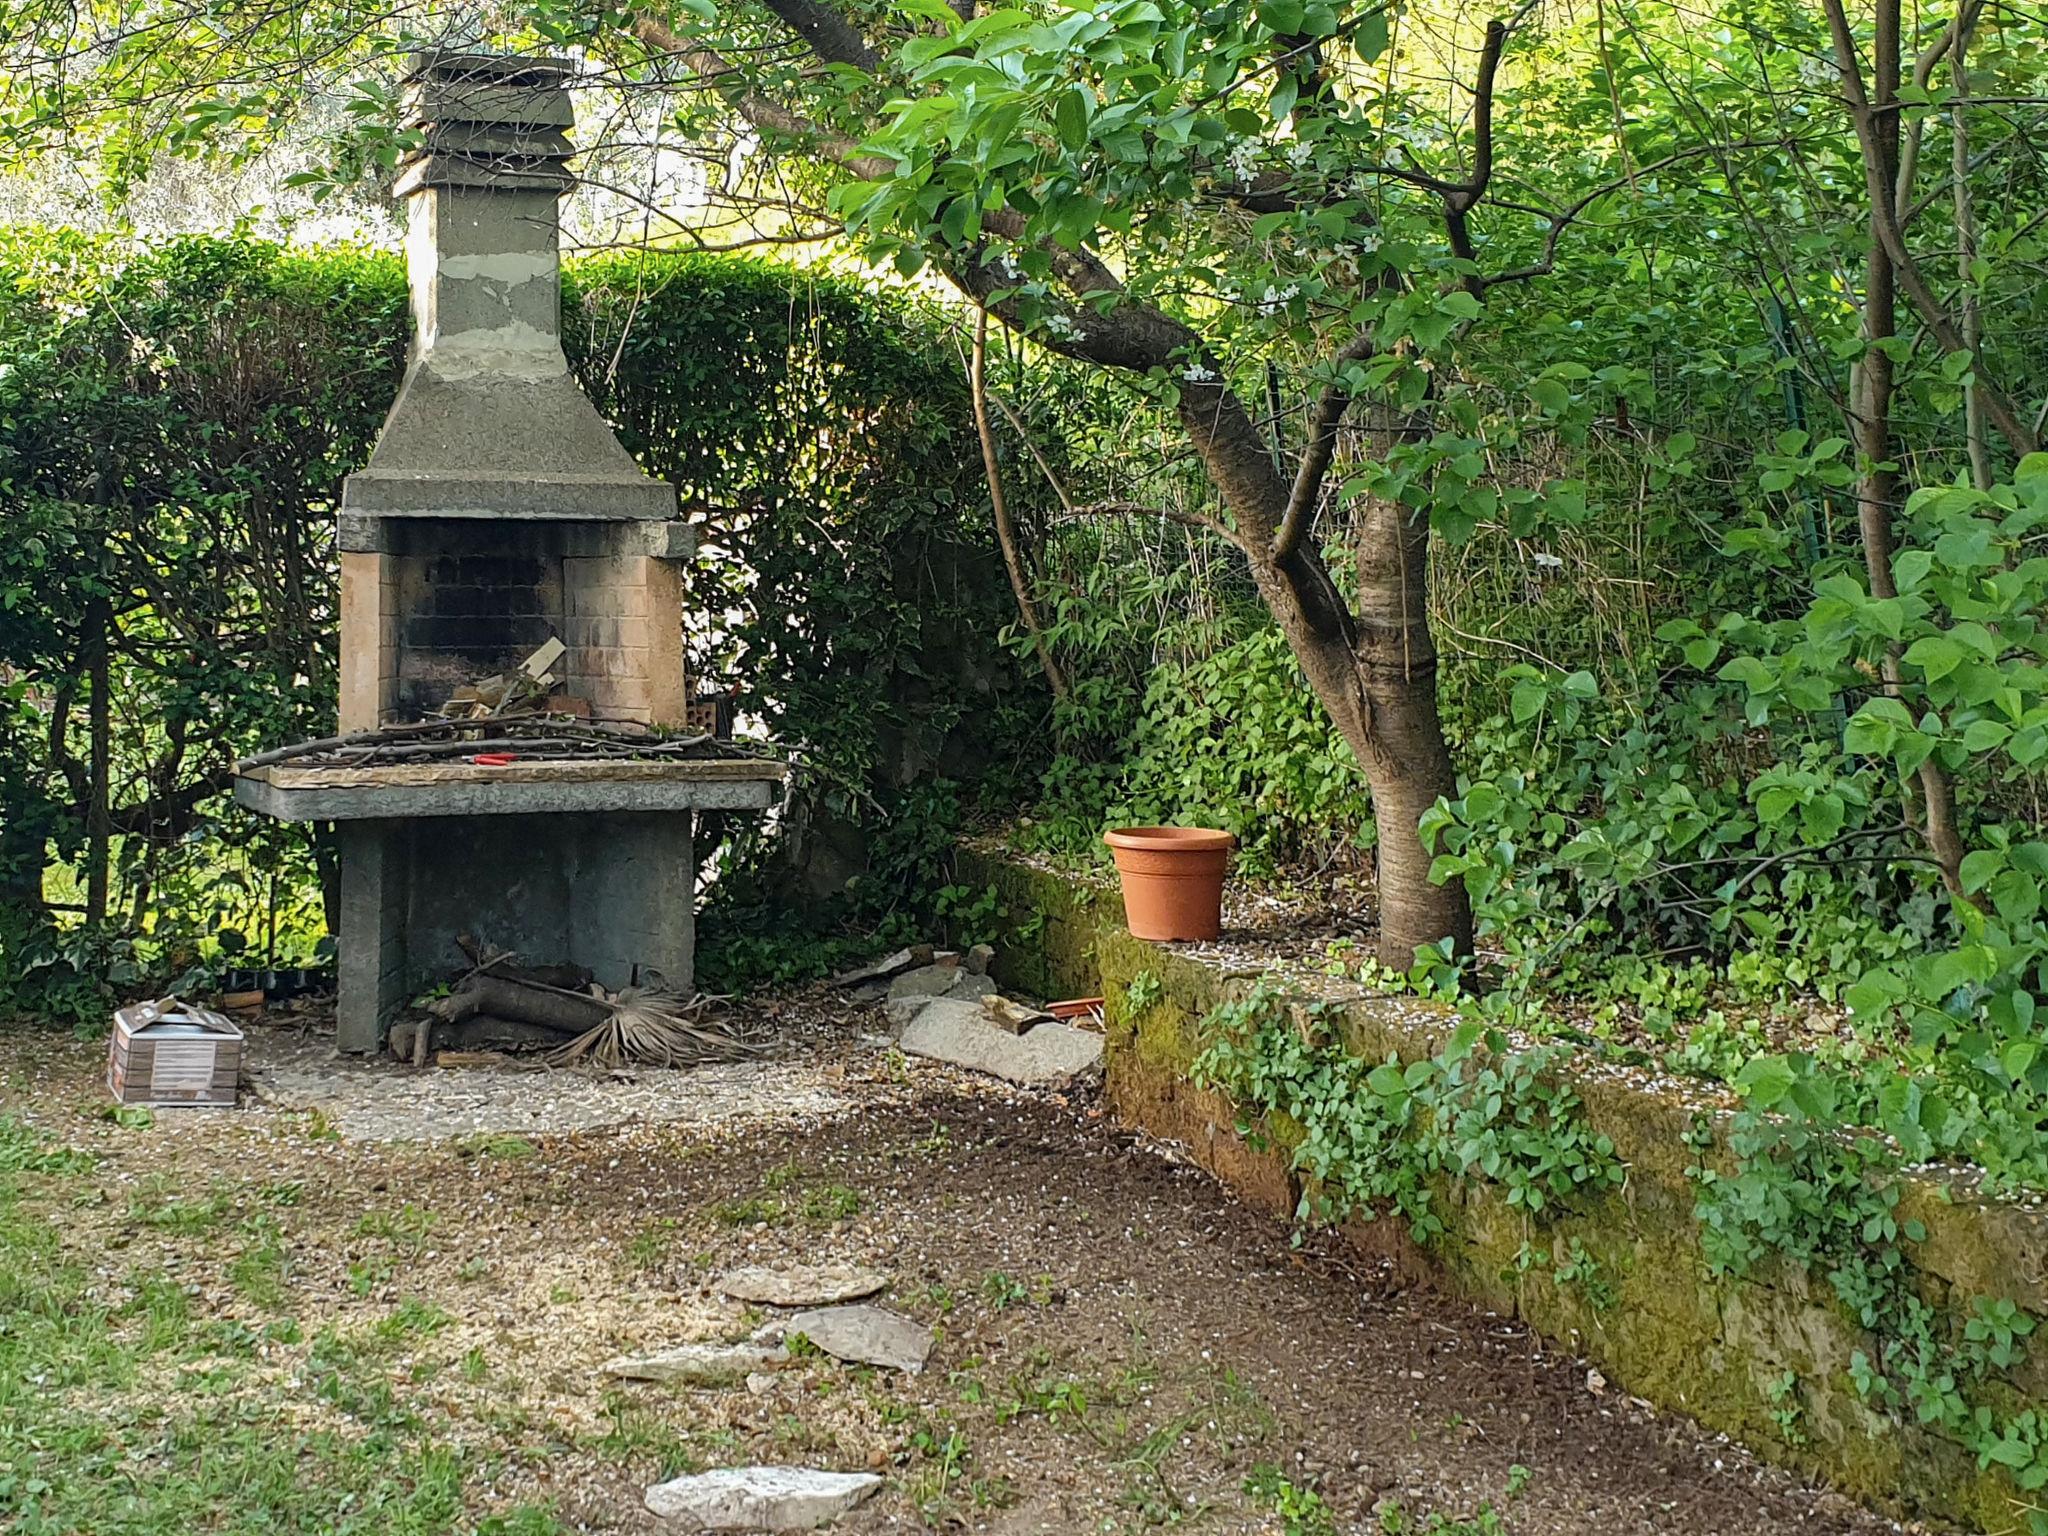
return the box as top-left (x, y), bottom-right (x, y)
top-left (236, 54), bottom-right (783, 1056)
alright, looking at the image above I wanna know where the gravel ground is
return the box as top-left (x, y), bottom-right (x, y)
top-left (0, 997), bottom-right (1924, 1536)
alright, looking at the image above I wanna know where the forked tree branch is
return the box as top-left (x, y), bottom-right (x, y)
top-left (1820, 0), bottom-right (2041, 457)
top-left (1271, 330), bottom-right (1379, 561)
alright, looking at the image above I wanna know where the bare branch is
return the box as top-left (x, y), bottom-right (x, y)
top-left (1068, 498), bottom-right (1248, 549)
top-left (1821, 0), bottom-right (2041, 457)
top-left (1270, 331), bottom-right (1378, 562)
top-left (971, 308), bottom-right (1069, 700)
top-left (631, 15), bottom-right (896, 180)
top-left (1475, 138), bottom-right (1808, 291)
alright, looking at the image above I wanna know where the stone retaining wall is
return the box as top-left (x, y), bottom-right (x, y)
top-left (958, 842), bottom-right (2048, 1532)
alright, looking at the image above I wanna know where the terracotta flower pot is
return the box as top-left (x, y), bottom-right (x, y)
top-left (1103, 826), bottom-right (1236, 942)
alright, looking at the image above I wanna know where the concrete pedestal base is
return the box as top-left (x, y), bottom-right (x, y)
top-left (335, 810), bottom-right (695, 1054)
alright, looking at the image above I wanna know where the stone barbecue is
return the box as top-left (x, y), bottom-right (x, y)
top-left (236, 52), bottom-right (782, 1053)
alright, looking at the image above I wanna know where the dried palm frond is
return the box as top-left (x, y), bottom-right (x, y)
top-left (546, 988), bottom-right (765, 1069)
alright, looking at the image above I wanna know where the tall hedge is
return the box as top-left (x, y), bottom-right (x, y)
top-left (0, 233), bottom-right (1034, 1012)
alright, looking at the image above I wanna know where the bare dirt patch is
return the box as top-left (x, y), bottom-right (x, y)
top-left (0, 1000), bottom-right (1919, 1535)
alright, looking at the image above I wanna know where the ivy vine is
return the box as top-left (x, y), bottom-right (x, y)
top-left (1190, 986), bottom-right (1622, 1243)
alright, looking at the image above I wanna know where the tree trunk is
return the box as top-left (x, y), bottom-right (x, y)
top-left (1839, 0), bottom-right (1974, 905)
top-left (1351, 492), bottom-right (1471, 967)
top-left (1951, 10), bottom-right (1992, 492)
top-left (84, 596), bottom-right (112, 930)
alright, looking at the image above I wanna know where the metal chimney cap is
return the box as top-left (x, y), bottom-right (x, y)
top-left (404, 51), bottom-right (578, 86)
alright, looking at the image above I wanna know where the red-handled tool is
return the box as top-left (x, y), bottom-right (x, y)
top-left (470, 753), bottom-right (517, 766)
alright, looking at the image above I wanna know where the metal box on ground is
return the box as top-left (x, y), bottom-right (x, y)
top-left (106, 999), bottom-right (243, 1108)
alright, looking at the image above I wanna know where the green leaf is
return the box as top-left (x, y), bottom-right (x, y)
top-left (1903, 634), bottom-right (1965, 681)
top-left (1960, 849), bottom-right (2004, 893)
top-left (1733, 1055), bottom-right (1797, 1107)
top-left (1798, 792), bottom-right (1844, 842)
top-left (1991, 870), bottom-right (2041, 925)
top-left (1353, 9), bottom-right (1390, 59)
top-left (1961, 719), bottom-right (2012, 751)
top-left (1054, 85), bottom-right (1090, 152)
top-left (1755, 785), bottom-right (1799, 825)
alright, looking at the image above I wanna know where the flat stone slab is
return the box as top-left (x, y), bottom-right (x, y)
top-left (719, 1263), bottom-right (889, 1308)
top-left (830, 945), bottom-right (936, 987)
top-left (234, 757), bottom-right (784, 821)
top-left (884, 972), bottom-right (998, 1029)
top-left (885, 962), bottom-right (965, 1002)
top-left (604, 1341), bottom-right (789, 1385)
top-left (767, 1304), bottom-right (933, 1373)
top-left (644, 1467), bottom-right (882, 1530)
top-left (898, 1001), bottom-right (1105, 1086)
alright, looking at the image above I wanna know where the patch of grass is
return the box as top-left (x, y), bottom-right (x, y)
top-left (1246, 1465), bottom-right (1336, 1536)
top-left (0, 1115), bottom-right (98, 1176)
top-left (625, 1217), bottom-right (678, 1270)
top-left (355, 1203), bottom-right (436, 1252)
top-left (125, 1174), bottom-right (233, 1234)
top-left (800, 1183), bottom-right (862, 1223)
top-left (1203, 1366), bottom-right (1278, 1452)
top-left (477, 1507), bottom-right (574, 1536)
top-left (301, 1107), bottom-right (342, 1142)
top-left (982, 1270), bottom-right (1029, 1310)
top-left (717, 1167), bottom-right (863, 1229)
top-left (714, 1195), bottom-right (785, 1227)
top-left (0, 1141), bottom-right (569, 1534)
top-left (123, 1272), bottom-right (194, 1354)
top-left (1375, 1501), bottom-right (1507, 1535)
top-left (374, 1297), bottom-right (454, 1345)
top-left (347, 1255), bottom-right (394, 1297)
top-left (590, 1389), bottom-right (705, 1477)
top-left (231, 1215), bottom-right (289, 1307)
top-left (199, 1318), bottom-right (264, 1358)
top-left (457, 1132), bottom-right (536, 1161)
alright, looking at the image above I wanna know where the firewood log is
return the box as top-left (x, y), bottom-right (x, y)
top-left (429, 974), bottom-right (608, 1035)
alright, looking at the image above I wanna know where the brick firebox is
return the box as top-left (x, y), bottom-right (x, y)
top-left (337, 526), bottom-right (689, 729)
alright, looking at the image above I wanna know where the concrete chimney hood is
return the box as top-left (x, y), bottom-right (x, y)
top-left (342, 53), bottom-right (672, 523)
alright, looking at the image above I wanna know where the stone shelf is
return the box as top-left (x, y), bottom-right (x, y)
top-left (234, 757), bottom-right (784, 821)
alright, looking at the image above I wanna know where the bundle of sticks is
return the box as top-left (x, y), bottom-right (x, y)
top-left (237, 716), bottom-right (729, 771)
top-left (413, 937), bottom-right (768, 1070)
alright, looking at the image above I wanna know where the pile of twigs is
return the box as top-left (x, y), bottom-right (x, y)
top-left (417, 937), bottom-right (770, 1069)
top-left (547, 987), bottom-right (767, 1070)
top-left (238, 716), bottom-right (735, 770)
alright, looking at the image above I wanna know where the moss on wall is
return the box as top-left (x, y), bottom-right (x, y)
top-left (959, 841), bottom-right (2048, 1531)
